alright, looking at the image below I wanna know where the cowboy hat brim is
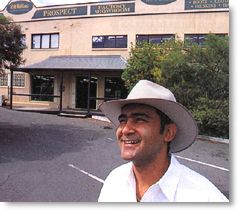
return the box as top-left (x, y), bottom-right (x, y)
top-left (99, 98), bottom-right (198, 153)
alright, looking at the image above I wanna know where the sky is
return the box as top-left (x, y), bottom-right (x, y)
top-left (0, 0), bottom-right (109, 10)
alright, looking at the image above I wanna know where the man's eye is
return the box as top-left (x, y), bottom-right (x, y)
top-left (136, 118), bottom-right (144, 122)
top-left (135, 117), bottom-right (147, 122)
top-left (118, 117), bottom-right (127, 123)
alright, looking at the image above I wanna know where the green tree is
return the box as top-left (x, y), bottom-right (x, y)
top-left (123, 34), bottom-right (229, 138)
top-left (0, 16), bottom-right (26, 76)
top-left (159, 34), bottom-right (229, 138)
top-left (122, 41), bottom-right (162, 91)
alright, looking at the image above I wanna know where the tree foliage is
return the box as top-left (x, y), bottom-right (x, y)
top-left (122, 34), bottom-right (229, 138)
top-left (122, 41), bottom-right (162, 91)
top-left (0, 16), bottom-right (26, 76)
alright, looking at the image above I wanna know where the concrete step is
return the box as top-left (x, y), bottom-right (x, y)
top-left (58, 113), bottom-right (88, 118)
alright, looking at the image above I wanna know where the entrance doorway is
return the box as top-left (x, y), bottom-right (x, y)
top-left (76, 76), bottom-right (97, 109)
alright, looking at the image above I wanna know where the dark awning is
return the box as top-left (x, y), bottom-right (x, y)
top-left (14, 55), bottom-right (127, 72)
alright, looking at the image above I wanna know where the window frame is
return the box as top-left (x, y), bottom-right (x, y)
top-left (104, 77), bottom-right (128, 100)
top-left (0, 73), bottom-right (25, 87)
top-left (184, 33), bottom-right (228, 46)
top-left (136, 34), bottom-right (175, 44)
top-left (184, 34), bottom-right (207, 46)
top-left (92, 35), bottom-right (128, 49)
top-left (13, 73), bottom-right (25, 87)
top-left (20, 34), bottom-right (26, 47)
top-left (0, 74), bottom-right (8, 87)
top-left (31, 75), bottom-right (54, 102)
top-left (31, 33), bottom-right (59, 49)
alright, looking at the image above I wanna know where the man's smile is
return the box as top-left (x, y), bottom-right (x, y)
top-left (121, 139), bottom-right (141, 145)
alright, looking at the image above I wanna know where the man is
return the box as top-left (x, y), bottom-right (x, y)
top-left (98, 80), bottom-right (228, 202)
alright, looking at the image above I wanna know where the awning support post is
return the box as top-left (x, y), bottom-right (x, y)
top-left (59, 71), bottom-right (64, 113)
top-left (10, 67), bottom-right (13, 109)
top-left (87, 71), bottom-right (91, 116)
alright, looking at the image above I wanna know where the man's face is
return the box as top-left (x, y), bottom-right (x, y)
top-left (116, 104), bottom-right (170, 166)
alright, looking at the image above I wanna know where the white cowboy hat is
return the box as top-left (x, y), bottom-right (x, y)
top-left (99, 79), bottom-right (198, 153)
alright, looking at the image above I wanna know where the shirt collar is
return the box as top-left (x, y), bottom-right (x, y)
top-left (127, 155), bottom-right (182, 202)
top-left (157, 154), bottom-right (182, 201)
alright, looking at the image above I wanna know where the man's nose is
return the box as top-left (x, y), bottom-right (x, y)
top-left (121, 119), bottom-right (135, 135)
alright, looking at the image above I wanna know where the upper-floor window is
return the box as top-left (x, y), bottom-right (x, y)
top-left (184, 34), bottom-right (207, 46)
top-left (20, 34), bottom-right (26, 47)
top-left (92, 35), bottom-right (127, 48)
top-left (184, 34), bottom-right (227, 46)
top-left (136, 34), bottom-right (175, 44)
top-left (31, 33), bottom-right (59, 49)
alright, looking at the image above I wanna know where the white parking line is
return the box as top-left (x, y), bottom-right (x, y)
top-left (68, 155), bottom-right (229, 185)
top-left (107, 138), bottom-right (113, 141)
top-left (68, 164), bottom-right (105, 183)
top-left (105, 138), bottom-right (229, 172)
top-left (175, 155), bottom-right (229, 172)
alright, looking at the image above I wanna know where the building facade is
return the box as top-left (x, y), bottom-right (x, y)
top-left (0, 0), bottom-right (229, 113)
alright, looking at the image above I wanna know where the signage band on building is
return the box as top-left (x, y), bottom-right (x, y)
top-left (141, 0), bottom-right (176, 5)
top-left (32, 6), bottom-right (87, 19)
top-left (90, 3), bottom-right (135, 15)
top-left (185, 0), bottom-right (229, 10)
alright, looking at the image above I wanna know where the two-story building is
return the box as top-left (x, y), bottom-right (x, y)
top-left (0, 0), bottom-right (229, 114)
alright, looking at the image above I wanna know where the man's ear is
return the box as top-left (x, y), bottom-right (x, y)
top-left (163, 123), bottom-right (177, 143)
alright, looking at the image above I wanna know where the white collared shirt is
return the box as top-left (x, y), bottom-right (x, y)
top-left (98, 155), bottom-right (228, 202)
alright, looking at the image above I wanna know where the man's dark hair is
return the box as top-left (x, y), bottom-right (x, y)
top-left (155, 109), bottom-right (173, 134)
top-left (155, 109), bottom-right (174, 153)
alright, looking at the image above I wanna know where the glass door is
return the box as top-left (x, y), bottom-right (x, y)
top-left (76, 76), bottom-right (97, 109)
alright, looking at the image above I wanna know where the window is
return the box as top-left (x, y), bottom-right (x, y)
top-left (31, 75), bottom-right (54, 101)
top-left (0, 73), bottom-right (25, 87)
top-left (51, 34), bottom-right (59, 48)
top-left (32, 35), bottom-right (41, 48)
top-left (184, 34), bottom-right (207, 46)
top-left (32, 33), bottom-right (59, 49)
top-left (104, 77), bottom-right (127, 100)
top-left (41, 34), bottom-right (50, 48)
top-left (136, 34), bottom-right (175, 44)
top-left (20, 34), bottom-right (26, 47)
top-left (184, 34), bottom-right (228, 46)
top-left (0, 75), bottom-right (8, 86)
top-left (92, 35), bottom-right (127, 48)
top-left (13, 73), bottom-right (25, 87)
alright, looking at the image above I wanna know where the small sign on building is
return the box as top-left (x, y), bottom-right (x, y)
top-left (6, 1), bottom-right (33, 15)
top-left (185, 0), bottom-right (229, 10)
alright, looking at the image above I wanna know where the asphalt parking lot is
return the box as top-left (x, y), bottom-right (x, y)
top-left (0, 107), bottom-right (229, 202)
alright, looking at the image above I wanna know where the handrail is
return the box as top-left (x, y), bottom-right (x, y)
top-left (11, 93), bottom-right (60, 98)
